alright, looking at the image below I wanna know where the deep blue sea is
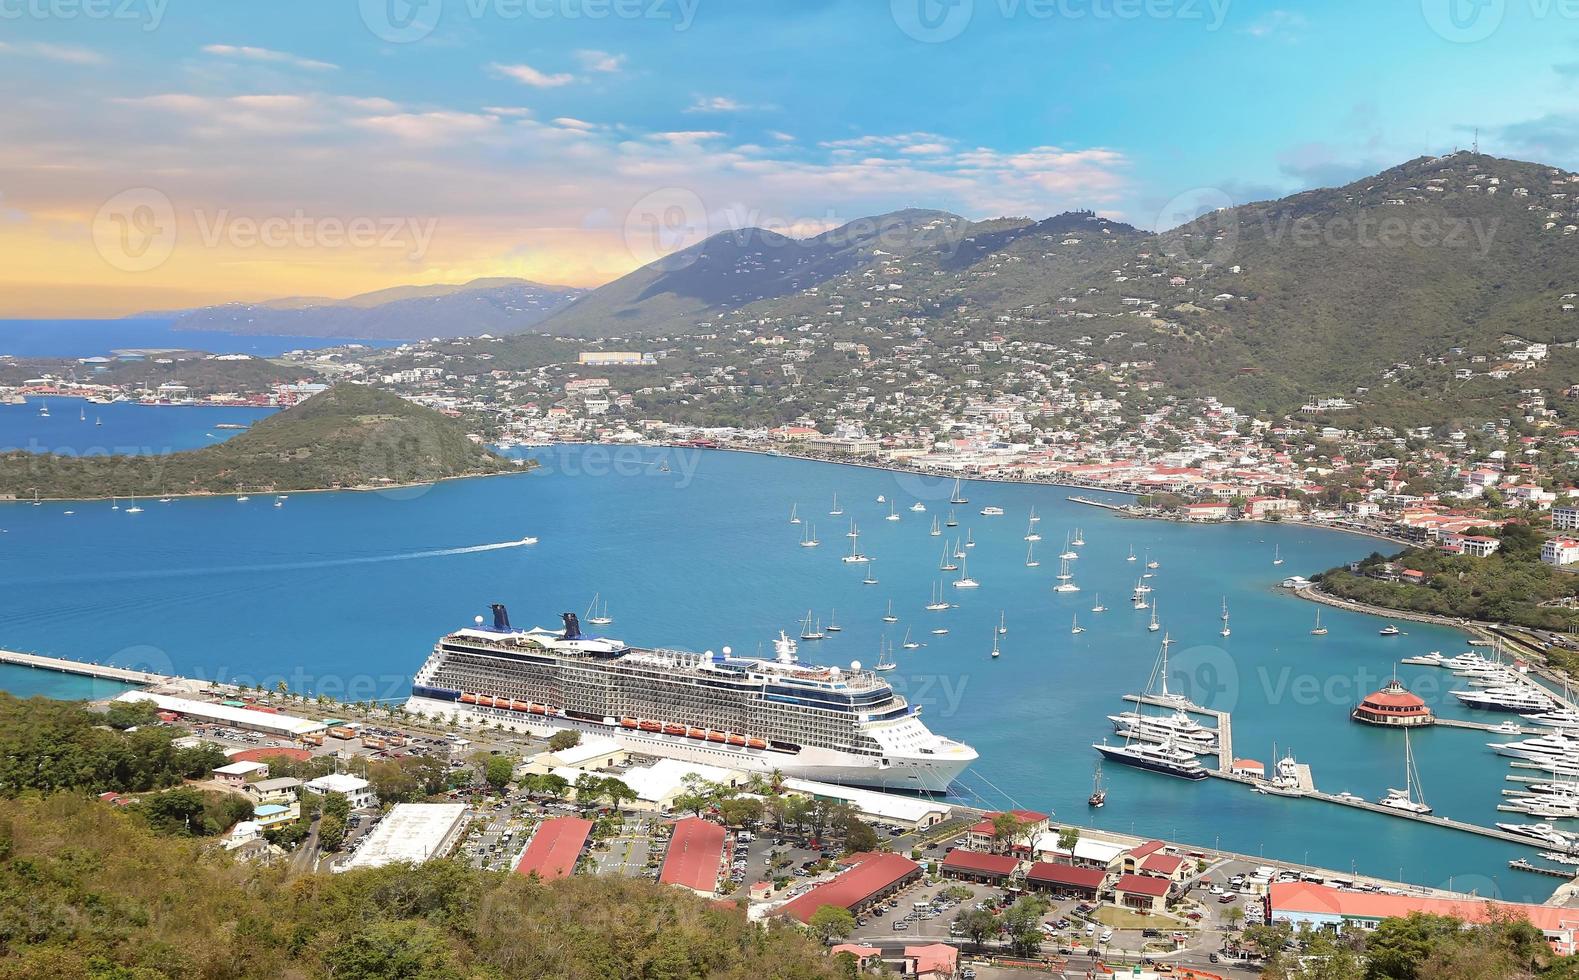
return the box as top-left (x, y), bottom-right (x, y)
top-left (1, 398), bottom-right (275, 456)
top-left (0, 445), bottom-right (1556, 899)
top-left (0, 318), bottom-right (400, 358)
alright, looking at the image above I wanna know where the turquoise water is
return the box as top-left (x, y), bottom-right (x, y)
top-left (0, 663), bottom-right (138, 701)
top-left (0, 318), bottom-right (400, 358)
top-left (0, 398), bottom-right (275, 456)
top-left (0, 445), bottom-right (1554, 899)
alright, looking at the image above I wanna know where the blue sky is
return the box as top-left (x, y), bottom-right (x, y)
top-left (3, 0), bottom-right (1579, 313)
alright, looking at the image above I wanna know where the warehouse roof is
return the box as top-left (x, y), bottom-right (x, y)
top-left (515, 817), bottom-right (593, 880)
top-left (114, 691), bottom-right (327, 737)
top-left (659, 817), bottom-right (727, 895)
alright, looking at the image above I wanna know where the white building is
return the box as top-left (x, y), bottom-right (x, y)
top-left (1543, 538), bottom-right (1579, 567)
top-left (305, 773), bottom-right (377, 810)
top-left (336, 803), bottom-right (469, 872)
top-left (1554, 506), bottom-right (1579, 532)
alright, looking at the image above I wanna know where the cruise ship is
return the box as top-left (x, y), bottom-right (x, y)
top-left (405, 605), bottom-right (979, 792)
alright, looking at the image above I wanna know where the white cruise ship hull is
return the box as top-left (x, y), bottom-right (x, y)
top-left (404, 694), bottom-right (975, 792)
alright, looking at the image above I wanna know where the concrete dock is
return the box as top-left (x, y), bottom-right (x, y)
top-left (0, 648), bottom-right (163, 685)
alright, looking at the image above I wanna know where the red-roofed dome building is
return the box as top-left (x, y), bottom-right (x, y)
top-left (1351, 679), bottom-right (1433, 727)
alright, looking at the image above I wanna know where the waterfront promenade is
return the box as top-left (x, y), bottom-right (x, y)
top-left (0, 648), bottom-right (164, 686)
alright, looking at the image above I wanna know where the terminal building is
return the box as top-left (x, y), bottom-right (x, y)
top-left (114, 691), bottom-right (327, 739)
top-left (658, 817), bottom-right (729, 897)
top-left (515, 817), bottom-right (594, 880)
top-left (336, 803), bottom-right (469, 872)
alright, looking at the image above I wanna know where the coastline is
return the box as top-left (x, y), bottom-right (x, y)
top-left (0, 464), bottom-right (526, 504)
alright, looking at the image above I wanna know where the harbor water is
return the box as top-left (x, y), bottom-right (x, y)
top-left (0, 444), bottom-right (1557, 899)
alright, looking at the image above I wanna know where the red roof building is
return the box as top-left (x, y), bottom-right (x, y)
top-left (514, 816), bottom-right (593, 880)
top-left (659, 817), bottom-right (728, 896)
top-left (1271, 881), bottom-right (1579, 955)
top-left (940, 848), bottom-right (1020, 881)
top-left (777, 852), bottom-right (922, 923)
top-left (905, 943), bottom-right (959, 979)
top-left (1026, 862), bottom-right (1106, 896)
top-left (1140, 853), bottom-right (1188, 879)
top-left (1351, 679), bottom-right (1433, 727)
top-left (1114, 873), bottom-right (1172, 912)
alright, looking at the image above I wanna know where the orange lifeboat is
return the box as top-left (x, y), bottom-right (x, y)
top-left (686, 728), bottom-right (707, 740)
top-left (459, 694), bottom-right (478, 705)
top-left (512, 701), bottom-right (529, 712)
top-left (727, 734), bottom-right (747, 747)
top-left (746, 737), bottom-right (767, 750)
top-left (620, 718), bottom-right (638, 730)
top-left (529, 704), bottom-right (547, 715)
top-left (664, 723), bottom-right (686, 736)
top-left (638, 720), bottom-right (662, 732)
top-left (706, 731), bottom-right (727, 743)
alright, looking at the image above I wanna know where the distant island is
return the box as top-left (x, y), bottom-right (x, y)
top-left (0, 384), bottom-right (518, 500)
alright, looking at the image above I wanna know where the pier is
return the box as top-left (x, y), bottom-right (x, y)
top-left (0, 649), bottom-right (163, 686)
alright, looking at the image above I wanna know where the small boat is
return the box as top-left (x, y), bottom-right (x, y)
top-left (885, 501), bottom-right (901, 522)
top-left (125, 496), bottom-right (143, 514)
top-left (1025, 542), bottom-right (1040, 568)
top-left (1273, 545), bottom-right (1284, 566)
top-left (1029, 506), bottom-right (1040, 525)
top-left (846, 519), bottom-right (860, 538)
top-left (1380, 625), bottom-right (1402, 636)
top-left (1377, 729), bottom-right (1432, 815)
top-left (799, 610), bottom-right (825, 641)
top-left (940, 543), bottom-right (958, 571)
top-left (586, 593), bottom-right (613, 626)
top-left (1149, 605), bottom-right (1161, 632)
top-left (111, 497), bottom-right (119, 511)
top-left (945, 509), bottom-right (959, 528)
top-left (519, 536), bottom-right (538, 545)
top-left (901, 628), bottom-right (921, 650)
top-left (1091, 594), bottom-right (1107, 613)
top-left (37, 402), bottom-right (49, 417)
top-left (1071, 527), bottom-right (1085, 547)
top-left (1220, 598), bottom-right (1230, 638)
top-left (925, 581), bottom-right (950, 612)
top-left (949, 478), bottom-right (968, 505)
top-left (931, 627), bottom-right (949, 636)
top-left (236, 496), bottom-right (250, 502)
top-left (1071, 614), bottom-right (1085, 635)
top-left (979, 506), bottom-right (1004, 516)
top-left (930, 516), bottom-right (941, 536)
top-left (872, 639), bottom-right (897, 672)
top-left (799, 523), bottom-right (820, 548)
top-left (95, 416), bottom-right (102, 426)
top-left (1146, 555), bottom-right (1159, 569)
top-left (952, 556), bottom-right (979, 589)
top-left (1126, 546), bottom-right (1136, 562)
top-left (990, 629), bottom-right (1001, 659)
top-left (862, 572), bottom-right (879, 585)
top-left (78, 407), bottom-right (85, 422)
top-left (63, 509), bottom-right (74, 515)
top-left (789, 504), bottom-right (801, 525)
top-left (826, 609), bottom-right (842, 633)
top-left (964, 529), bottom-right (975, 548)
top-left (829, 493), bottom-right (843, 516)
top-left (997, 611), bottom-right (1007, 635)
top-left (910, 501), bottom-right (926, 512)
top-left (158, 496), bottom-right (171, 503)
top-left (1053, 557), bottom-right (1079, 593)
top-left (882, 600), bottom-right (898, 624)
top-left (1088, 762), bottom-right (1106, 807)
top-left (876, 494), bottom-right (885, 504)
top-left (1311, 610), bottom-right (1328, 636)
top-left (842, 530), bottom-right (871, 564)
top-left (1024, 517), bottom-right (1042, 542)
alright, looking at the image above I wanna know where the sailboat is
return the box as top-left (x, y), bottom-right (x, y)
top-left (37, 402), bottom-right (49, 417)
top-left (901, 627), bottom-right (921, 650)
top-left (789, 504), bottom-right (801, 525)
top-left (1091, 594), bottom-right (1107, 613)
top-left (883, 600), bottom-right (898, 624)
top-left (31, 489), bottom-right (39, 507)
top-left (846, 518), bottom-right (860, 538)
top-left (945, 508), bottom-right (959, 528)
top-left (1149, 605), bottom-right (1161, 632)
top-left (1126, 546), bottom-right (1136, 562)
top-left (829, 493), bottom-right (843, 517)
top-left (95, 415), bottom-right (102, 426)
top-left (842, 530), bottom-right (871, 564)
top-left (925, 581), bottom-right (950, 612)
top-left (1024, 518), bottom-right (1042, 543)
top-left (997, 611), bottom-right (1007, 635)
top-left (964, 528), bottom-right (975, 548)
top-left (930, 515), bottom-right (941, 536)
top-left (1220, 598), bottom-right (1231, 637)
top-left (885, 500), bottom-right (901, 522)
top-left (952, 555), bottom-right (979, 589)
top-left (862, 570), bottom-right (879, 585)
top-left (1054, 557), bottom-right (1079, 592)
top-left (800, 523), bottom-right (820, 547)
top-left (953, 538), bottom-right (967, 560)
top-left (1310, 610), bottom-right (1328, 636)
top-left (949, 478), bottom-right (968, 505)
top-left (990, 629), bottom-right (1001, 659)
top-left (1378, 729), bottom-right (1432, 814)
top-left (1071, 614), bottom-right (1086, 635)
top-left (124, 495), bottom-right (143, 514)
top-left (1273, 544), bottom-right (1284, 566)
top-left (1028, 505), bottom-right (1040, 525)
top-left (586, 593), bottom-right (613, 626)
top-left (873, 638), bottom-right (897, 672)
top-left (1025, 542), bottom-right (1040, 568)
top-left (939, 543), bottom-right (959, 572)
top-left (826, 609), bottom-right (842, 633)
top-left (1059, 534), bottom-right (1078, 561)
top-left (78, 406), bottom-right (85, 422)
top-left (111, 496), bottom-right (119, 511)
top-left (799, 610), bottom-right (825, 641)
top-left (1088, 762), bottom-right (1107, 807)
top-left (1071, 527), bottom-right (1085, 547)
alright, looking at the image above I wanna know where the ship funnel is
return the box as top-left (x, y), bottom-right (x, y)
top-left (490, 604), bottom-right (511, 631)
top-left (561, 612), bottom-right (582, 640)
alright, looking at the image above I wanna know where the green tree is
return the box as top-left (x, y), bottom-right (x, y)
top-left (484, 756), bottom-right (514, 793)
top-left (807, 905), bottom-right (855, 944)
top-left (547, 729), bottom-right (582, 753)
top-left (1002, 897), bottom-right (1049, 956)
top-left (322, 921), bottom-right (462, 980)
top-left (954, 908), bottom-right (998, 947)
top-left (104, 699), bottom-right (158, 730)
top-left (1056, 825), bottom-right (1080, 857)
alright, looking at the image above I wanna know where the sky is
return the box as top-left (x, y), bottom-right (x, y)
top-left (3, 0), bottom-right (1579, 316)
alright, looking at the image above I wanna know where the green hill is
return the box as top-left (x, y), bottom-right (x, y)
top-left (0, 384), bottom-right (515, 499)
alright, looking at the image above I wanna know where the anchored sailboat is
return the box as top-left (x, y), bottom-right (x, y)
top-left (1091, 594), bottom-right (1107, 613)
top-left (829, 493), bottom-right (843, 516)
top-left (1311, 610), bottom-right (1328, 636)
top-left (1273, 544), bottom-right (1284, 566)
top-left (949, 478), bottom-right (968, 505)
top-left (1088, 762), bottom-right (1107, 807)
top-left (926, 581), bottom-right (950, 611)
top-left (1071, 614), bottom-right (1086, 635)
top-left (586, 593), bottom-right (613, 626)
top-left (789, 504), bottom-right (801, 525)
top-left (1220, 598), bottom-right (1231, 637)
top-left (901, 627), bottom-right (921, 650)
top-left (1025, 542), bottom-right (1040, 568)
top-left (1378, 729), bottom-right (1432, 814)
top-left (1054, 557), bottom-right (1079, 592)
top-left (799, 610), bottom-right (825, 641)
top-left (952, 555), bottom-right (979, 589)
top-left (800, 523), bottom-right (820, 547)
top-left (883, 600), bottom-right (898, 624)
top-left (990, 628), bottom-right (1001, 659)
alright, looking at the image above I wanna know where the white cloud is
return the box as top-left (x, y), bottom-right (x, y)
top-left (489, 62), bottom-right (575, 88)
top-left (686, 96), bottom-right (749, 113)
top-left (574, 50), bottom-right (626, 73)
top-left (483, 106), bottom-right (535, 117)
top-left (649, 131), bottom-right (724, 145)
top-left (201, 44), bottom-right (337, 71)
top-left (553, 117), bottom-right (598, 132)
top-left (768, 130), bottom-right (796, 142)
top-left (354, 111), bottom-right (498, 142)
top-left (0, 41), bottom-right (105, 65)
top-left (1241, 10), bottom-right (1308, 40)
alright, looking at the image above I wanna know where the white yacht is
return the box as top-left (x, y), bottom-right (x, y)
top-left (1149, 603), bottom-right (1161, 632)
top-left (1071, 527), bottom-right (1084, 546)
top-left (798, 611), bottom-right (825, 641)
top-left (885, 501), bottom-right (901, 522)
top-left (1487, 731), bottom-right (1579, 763)
top-left (1453, 686), bottom-right (1558, 713)
top-left (952, 556), bottom-right (980, 589)
top-left (1092, 738), bottom-right (1207, 780)
top-left (949, 478), bottom-right (968, 505)
top-left (799, 524), bottom-right (820, 547)
top-left (979, 506), bottom-right (1004, 516)
top-left (789, 504), bottom-right (801, 525)
top-left (1071, 615), bottom-right (1085, 635)
top-left (939, 543), bottom-right (959, 572)
top-left (1377, 729), bottom-right (1432, 815)
top-left (910, 501), bottom-right (926, 512)
top-left (925, 582), bottom-right (950, 612)
top-left (843, 531), bottom-right (872, 564)
top-left (882, 600), bottom-right (898, 624)
top-left (1109, 709), bottom-right (1218, 751)
top-left (829, 493), bottom-right (843, 517)
top-left (585, 593), bottom-right (613, 626)
top-left (1091, 595), bottom-right (1107, 613)
top-left (1025, 543), bottom-right (1040, 568)
top-left (901, 628), bottom-right (921, 650)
